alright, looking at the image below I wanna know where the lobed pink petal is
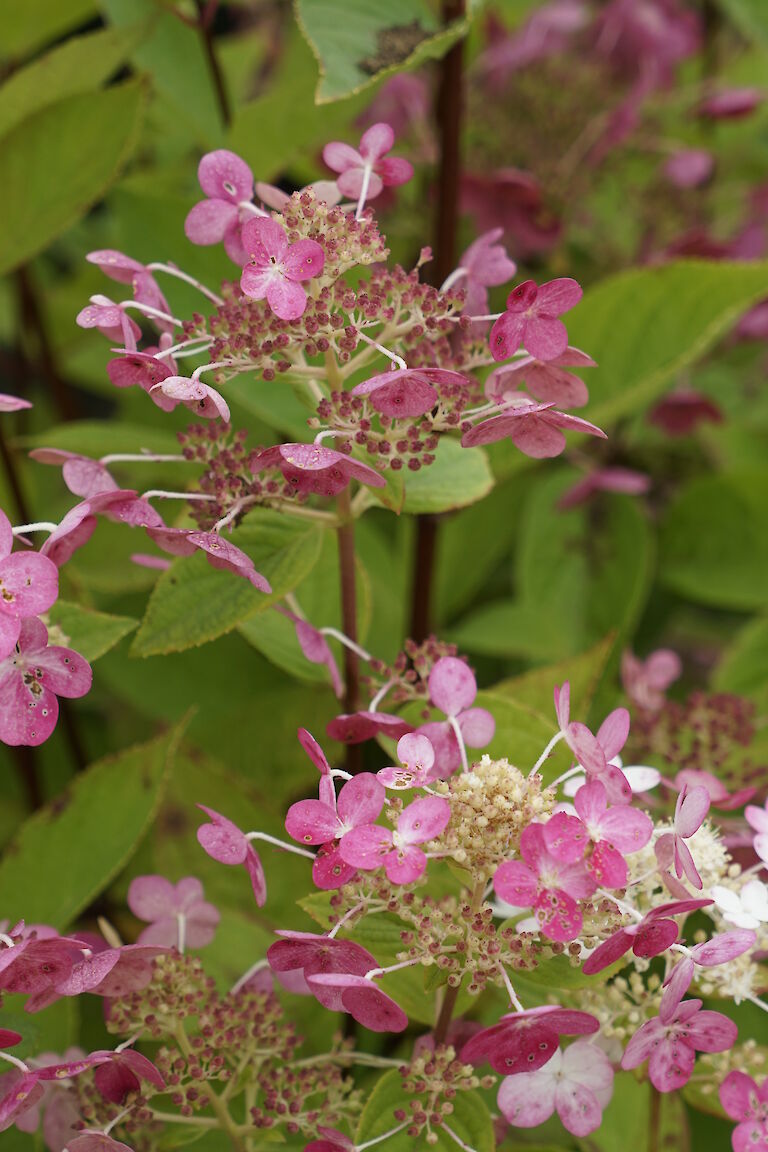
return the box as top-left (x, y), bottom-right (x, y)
top-left (685, 1010), bottom-right (739, 1053)
top-left (660, 957), bottom-right (694, 1023)
top-left (690, 929), bottom-right (756, 967)
top-left (582, 929), bottom-right (633, 975)
top-left (285, 799), bottom-right (339, 846)
top-left (282, 239), bottom-right (325, 283)
top-left (241, 216), bottom-right (288, 264)
top-left (266, 277), bottom-right (309, 321)
top-left (338, 824), bottom-right (393, 869)
top-left (336, 773), bottom-right (385, 828)
top-left (648, 1038), bottom-right (695, 1092)
top-left (196, 805), bottom-right (247, 865)
top-left (719, 1070), bottom-right (759, 1121)
top-left (534, 887), bottom-right (583, 941)
top-left (633, 917), bottom-right (679, 959)
top-left (0, 552), bottom-right (59, 619)
top-left (184, 198), bottom-right (239, 245)
top-left (523, 315), bottom-right (569, 362)
top-left (127, 876), bottom-right (177, 922)
top-left (494, 860), bottom-right (538, 908)
top-left (428, 656), bottom-right (477, 715)
top-left (535, 277), bottom-right (583, 315)
top-left (359, 122), bottom-right (394, 161)
top-left (489, 312), bottom-right (526, 361)
top-left (621, 1017), bottom-right (666, 1069)
top-left (498, 1067), bottom-right (556, 1128)
top-left (376, 155), bottom-right (414, 186)
top-left (383, 845), bottom-right (428, 884)
top-left (322, 141), bottom-right (363, 174)
top-left (397, 796), bottom-right (451, 844)
top-left (312, 842), bottom-right (357, 890)
top-left (676, 784), bottom-right (711, 837)
top-left (197, 149), bottom-right (253, 202)
top-left (598, 804), bottom-right (653, 854)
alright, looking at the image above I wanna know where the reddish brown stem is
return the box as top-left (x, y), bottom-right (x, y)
top-left (195, 0), bottom-right (232, 128)
top-left (409, 0), bottom-right (466, 641)
top-left (337, 489), bottom-right (362, 774)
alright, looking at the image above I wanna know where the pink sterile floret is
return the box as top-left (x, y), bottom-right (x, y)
top-left (486, 345), bottom-right (596, 409)
top-left (127, 875), bottom-right (219, 949)
top-left (326, 710), bottom-right (413, 745)
top-left (557, 466), bottom-right (650, 510)
top-left (490, 278), bottom-right (583, 362)
top-left (378, 732), bottom-right (437, 790)
top-left (621, 647), bottom-right (681, 711)
top-left (663, 149), bottom-right (714, 189)
top-left (462, 398), bottom-right (606, 459)
top-left (66, 1135), bottom-right (134, 1152)
top-left (251, 442), bottom-right (385, 497)
top-left (461, 1005), bottom-right (600, 1075)
top-left (86, 250), bottom-right (172, 332)
top-left (673, 768), bottom-right (756, 811)
top-left (306, 972), bottom-right (408, 1032)
top-left (494, 822), bottom-right (596, 942)
top-left (719, 1070), bottom-right (768, 1152)
top-left (621, 963), bottom-right (737, 1092)
top-left (304, 1127), bottom-right (355, 1152)
top-left (184, 149), bottom-right (255, 265)
top-left (76, 297), bottom-right (141, 351)
top-left (285, 772), bottom-right (384, 862)
top-left (107, 347), bottom-right (178, 412)
top-left (0, 617), bottom-right (91, 748)
top-left (543, 779), bottom-right (653, 887)
top-left (145, 526), bottom-right (271, 593)
top-left (322, 122), bottom-right (413, 201)
top-left (150, 376), bottom-right (230, 422)
top-left (745, 799), bottom-right (768, 864)
top-left (456, 228), bottom-right (517, 315)
top-left (498, 1038), bottom-right (614, 1137)
top-left (196, 805), bottom-right (267, 906)
top-left (416, 655), bottom-right (495, 775)
top-left (0, 394), bottom-right (32, 413)
top-left (267, 930), bottom-right (376, 984)
top-left (0, 509), bottom-right (59, 661)
top-left (38, 490), bottom-right (160, 569)
top-left (276, 609), bottom-right (342, 699)
top-left (654, 783), bottom-right (711, 890)
top-left (582, 898), bottom-right (713, 976)
top-left (553, 682), bottom-right (631, 804)
top-left (240, 217), bottom-right (324, 321)
top-left (339, 796), bottom-right (451, 885)
top-left (351, 367), bottom-right (469, 419)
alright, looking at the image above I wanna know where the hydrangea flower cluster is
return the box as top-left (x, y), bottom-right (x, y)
top-left (3, 645), bottom-right (765, 1151)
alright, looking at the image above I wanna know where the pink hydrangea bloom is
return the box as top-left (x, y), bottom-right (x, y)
top-left (339, 796), bottom-right (451, 884)
top-left (196, 806), bottom-right (267, 905)
top-left (127, 876), bottom-right (219, 950)
top-left (416, 656), bottom-right (495, 775)
top-left (621, 648), bottom-right (681, 711)
top-left (149, 375), bottom-right (230, 422)
top-left (654, 783), bottom-right (711, 889)
top-left (351, 367), bottom-right (468, 419)
top-left (544, 780), bottom-right (653, 887)
top-left (306, 972), bottom-right (408, 1032)
top-left (305, 1127), bottom-right (355, 1152)
top-left (0, 511), bottom-right (59, 660)
top-left (323, 122), bottom-right (413, 201)
top-left (699, 87), bottom-right (763, 120)
top-left (557, 467), bottom-right (651, 510)
top-left (0, 1031), bottom-right (21, 1047)
top-left (267, 931), bottom-right (376, 985)
top-left (454, 228), bottom-right (517, 315)
top-left (720, 1070), bottom-right (768, 1151)
top-left (39, 490), bottom-right (159, 568)
top-left (663, 149), bottom-right (714, 188)
top-left (286, 772), bottom-right (384, 890)
top-left (489, 278), bottom-right (583, 362)
top-left (498, 1039), bottom-right (613, 1137)
top-left (8, 1046), bottom-right (83, 1147)
top-left (582, 897), bottom-right (712, 975)
top-left (648, 389), bottom-right (722, 436)
top-left (107, 347), bottom-right (178, 412)
top-left (276, 608), bottom-right (343, 698)
top-left (145, 527), bottom-right (271, 592)
top-left (621, 963), bottom-right (737, 1091)
top-left (673, 769), bottom-right (756, 811)
top-left (486, 346), bottom-right (595, 409)
top-left (553, 683), bottom-right (631, 804)
top-left (250, 443), bottom-right (385, 497)
top-left (462, 398), bottom-right (606, 459)
top-left (92, 1049), bottom-right (165, 1105)
top-left (326, 710), bottom-right (414, 744)
top-left (255, 180), bottom-right (342, 212)
top-left (66, 1135), bottom-right (134, 1152)
top-left (461, 1005), bottom-right (600, 1074)
top-left (0, 617), bottom-right (91, 747)
top-left (378, 733), bottom-right (437, 789)
top-left (494, 822), bottom-right (596, 941)
top-left (76, 297), bottom-right (141, 351)
top-left (0, 394), bottom-right (32, 412)
top-left (29, 453), bottom-right (161, 533)
top-left (240, 218), bottom-right (324, 321)
top-left (185, 149), bottom-right (255, 265)
top-left (86, 250), bottom-right (172, 332)
top-left (746, 799), bottom-right (768, 864)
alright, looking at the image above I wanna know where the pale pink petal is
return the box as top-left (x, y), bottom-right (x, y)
top-left (689, 929), bottom-right (756, 967)
top-left (127, 876), bottom-right (177, 922)
top-left (676, 785), bottom-right (711, 837)
top-left (285, 799), bottom-right (339, 845)
top-left (0, 552), bottom-right (58, 618)
top-left (196, 806), bottom-right (247, 865)
top-left (322, 141), bottom-right (364, 174)
top-left (398, 733), bottom-right (435, 775)
top-left (648, 1038), bottom-right (695, 1091)
top-left (376, 155), bottom-right (413, 186)
top-left (282, 239), bottom-right (325, 282)
top-left (0, 393), bottom-right (32, 413)
top-left (674, 837), bottom-right (703, 889)
top-left (660, 957), bottom-right (694, 1023)
top-left (428, 656), bottom-right (477, 715)
top-left (384, 844), bottom-right (428, 884)
top-left (337, 773), bottom-right (385, 828)
top-left (535, 278), bottom-right (583, 315)
top-left (266, 277), bottom-right (308, 321)
top-left (555, 1079), bottom-right (604, 1137)
top-left (241, 216), bottom-right (288, 264)
top-left (685, 1010), bottom-right (739, 1053)
top-left (554, 682), bottom-right (570, 729)
top-left (397, 796), bottom-right (451, 844)
top-left (185, 198), bottom-right (240, 244)
top-left (599, 805), bottom-right (653, 854)
top-left (494, 860), bottom-right (538, 907)
top-left (596, 708), bottom-right (630, 761)
top-left (719, 1070), bottom-right (759, 1121)
top-left (498, 1067), bottom-right (556, 1128)
top-left (359, 122), bottom-right (395, 161)
top-left (621, 1018), bottom-right (666, 1069)
top-left (458, 707), bottom-right (495, 747)
top-left (198, 150), bottom-right (253, 202)
top-left (338, 824), bottom-right (393, 869)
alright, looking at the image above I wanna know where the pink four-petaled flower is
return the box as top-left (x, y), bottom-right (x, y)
top-left (351, 367), bottom-right (469, 419)
top-left (0, 617), bottom-right (91, 747)
top-left (285, 771), bottom-right (384, 890)
top-left (0, 510), bottom-right (59, 661)
top-left (339, 795), bottom-right (451, 884)
top-left (127, 875), bottom-right (219, 950)
top-left (490, 278), bottom-right (583, 362)
top-left (498, 1039), bottom-right (614, 1137)
top-left (251, 442), bottom-right (386, 497)
top-left (462, 398), bottom-right (606, 460)
top-left (654, 783), bottom-right (711, 890)
top-left (455, 228), bottom-right (517, 315)
top-left (377, 733), bottom-right (437, 790)
top-left (417, 656), bottom-right (495, 775)
top-left (486, 345), bottom-right (595, 409)
top-left (719, 1070), bottom-right (768, 1152)
top-left (240, 218), bottom-right (325, 321)
top-left (184, 149), bottom-right (255, 265)
top-left (322, 122), bottom-right (413, 201)
top-left (461, 1004), bottom-right (600, 1074)
top-left (494, 822), bottom-right (596, 942)
top-left (196, 805), bottom-right (267, 906)
top-left (543, 780), bottom-right (653, 887)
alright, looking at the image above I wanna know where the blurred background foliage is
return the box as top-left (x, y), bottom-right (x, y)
top-left (1, 1), bottom-right (768, 1149)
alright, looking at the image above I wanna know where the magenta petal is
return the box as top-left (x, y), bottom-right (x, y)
top-left (621, 1018), bottom-right (666, 1070)
top-left (660, 957), bottom-right (694, 1023)
top-left (534, 888), bottom-right (583, 942)
top-left (648, 1038), bottom-right (695, 1092)
top-left (245, 845), bottom-right (267, 906)
top-left (719, 1070), bottom-right (759, 1121)
top-left (536, 277), bottom-right (583, 315)
top-left (397, 796), bottom-right (451, 844)
top-left (312, 842), bottom-right (358, 890)
top-left (498, 1071), bottom-right (556, 1129)
top-left (685, 1009), bottom-right (738, 1053)
top-left (360, 122), bottom-right (395, 161)
top-left (543, 812), bottom-right (588, 864)
top-left (198, 149), bottom-right (253, 202)
top-left (598, 805), bottom-right (653, 854)
top-left (596, 708), bottom-right (630, 761)
top-left (490, 312), bottom-right (526, 361)
top-left (337, 773), bottom-right (385, 828)
top-left (196, 806), bottom-right (248, 865)
top-left (338, 824), bottom-right (393, 869)
top-left (494, 860), bottom-right (538, 907)
top-left (582, 929), bottom-right (633, 975)
top-left (308, 972), bottom-right (408, 1032)
top-left (285, 799), bottom-right (339, 846)
top-left (523, 315), bottom-right (569, 361)
top-left (282, 239), bottom-right (325, 282)
top-left (689, 929), bottom-right (756, 967)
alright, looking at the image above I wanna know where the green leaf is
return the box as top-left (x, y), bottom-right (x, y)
top-left (132, 512), bottom-right (325, 657)
top-left (714, 614), bottom-right (768, 701)
top-left (295, 0), bottom-right (473, 103)
top-left (0, 21), bottom-right (150, 138)
top-left (567, 261), bottom-right (768, 425)
top-left (356, 1069), bottom-right (495, 1152)
top-left (101, 0), bottom-right (224, 145)
top-left (491, 635), bottom-right (616, 726)
top-left (0, 722), bottom-right (184, 928)
top-left (580, 1073), bottom-right (688, 1152)
top-left (0, 79), bottom-right (146, 276)
top-left (716, 0), bottom-right (768, 42)
top-left (0, 0), bottom-right (97, 59)
top-left (47, 600), bottom-right (138, 662)
top-left (400, 439), bottom-right (494, 515)
top-left (659, 471), bottom-right (768, 609)
top-left (475, 690), bottom-right (571, 780)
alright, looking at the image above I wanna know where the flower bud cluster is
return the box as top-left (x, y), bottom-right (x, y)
top-left (395, 1046), bottom-right (494, 1145)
